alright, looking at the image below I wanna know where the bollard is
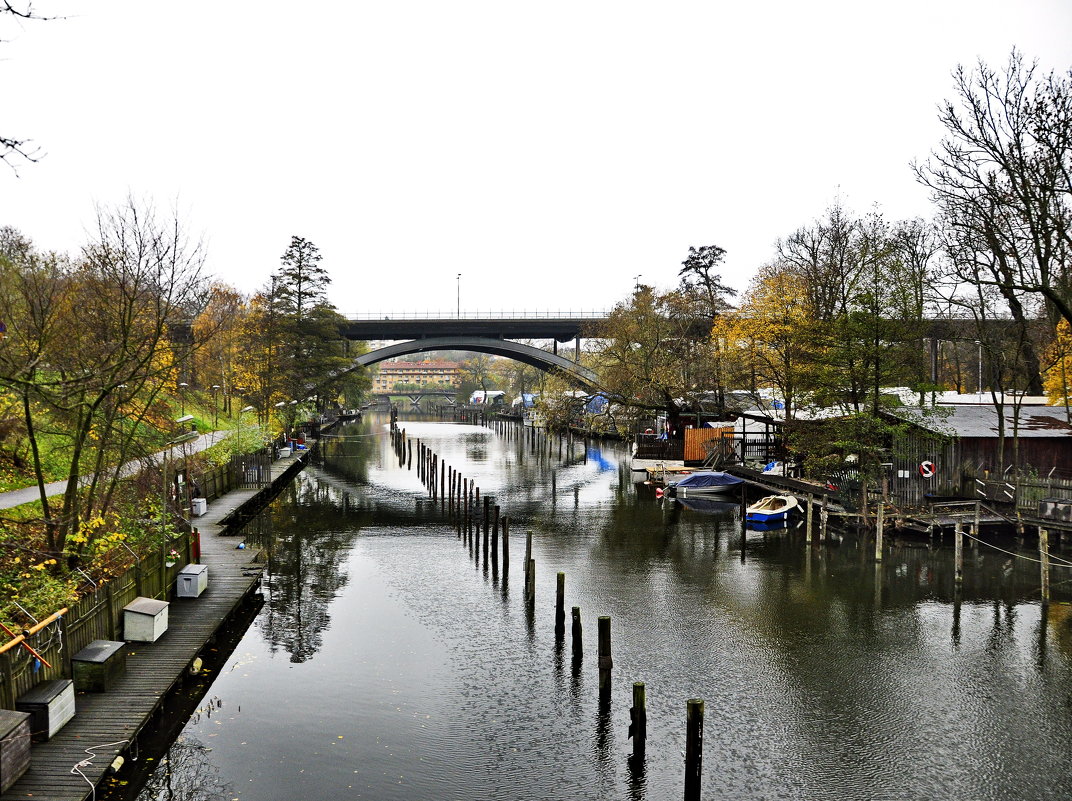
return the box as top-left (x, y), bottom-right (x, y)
top-left (629, 682), bottom-right (646, 755)
top-left (555, 572), bottom-right (566, 638)
top-left (571, 606), bottom-right (582, 656)
top-left (684, 699), bottom-right (704, 800)
top-left (597, 616), bottom-right (612, 695)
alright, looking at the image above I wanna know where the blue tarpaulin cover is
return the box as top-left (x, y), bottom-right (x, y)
top-left (673, 471), bottom-right (744, 489)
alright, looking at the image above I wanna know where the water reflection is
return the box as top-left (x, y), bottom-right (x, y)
top-left (122, 414), bottom-right (1072, 801)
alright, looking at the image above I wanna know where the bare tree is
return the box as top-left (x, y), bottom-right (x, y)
top-left (1, 2), bottom-right (57, 171)
top-left (916, 50), bottom-right (1072, 341)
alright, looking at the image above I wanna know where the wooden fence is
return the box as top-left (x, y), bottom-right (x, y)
top-left (0, 527), bottom-right (194, 710)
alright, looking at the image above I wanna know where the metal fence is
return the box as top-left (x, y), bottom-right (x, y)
top-left (229, 450), bottom-right (272, 490)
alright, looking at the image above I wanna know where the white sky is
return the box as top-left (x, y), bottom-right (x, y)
top-left (2, 1), bottom-right (1070, 317)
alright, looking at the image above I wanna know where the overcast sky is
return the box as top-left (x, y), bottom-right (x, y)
top-left (2, 1), bottom-right (1070, 317)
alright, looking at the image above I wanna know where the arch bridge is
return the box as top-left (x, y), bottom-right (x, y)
top-left (338, 313), bottom-right (607, 389)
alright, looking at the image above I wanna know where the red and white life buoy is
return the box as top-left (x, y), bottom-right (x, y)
top-left (918, 460), bottom-right (937, 479)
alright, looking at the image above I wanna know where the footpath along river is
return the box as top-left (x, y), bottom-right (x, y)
top-left (112, 413), bottom-right (1072, 801)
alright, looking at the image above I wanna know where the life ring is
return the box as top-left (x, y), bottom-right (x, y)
top-left (919, 460), bottom-right (936, 479)
top-left (645, 428), bottom-right (654, 434)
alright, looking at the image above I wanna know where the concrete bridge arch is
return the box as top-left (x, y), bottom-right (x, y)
top-left (342, 336), bottom-right (599, 389)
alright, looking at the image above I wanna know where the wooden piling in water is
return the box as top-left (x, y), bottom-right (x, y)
top-left (571, 606), bottom-right (582, 656)
top-left (629, 682), bottom-right (646, 755)
top-left (1041, 527), bottom-right (1051, 602)
top-left (875, 501), bottom-right (884, 563)
top-left (806, 493), bottom-right (815, 544)
top-left (492, 505), bottom-right (500, 562)
top-left (501, 515), bottom-right (509, 572)
top-left (526, 559), bottom-right (536, 607)
top-left (483, 496), bottom-right (491, 553)
top-left (524, 530), bottom-right (532, 583)
top-left (555, 572), bottom-right (566, 638)
top-left (684, 699), bottom-right (704, 800)
top-left (820, 494), bottom-right (829, 540)
top-left (954, 520), bottom-right (964, 584)
top-left (597, 616), bottom-right (612, 695)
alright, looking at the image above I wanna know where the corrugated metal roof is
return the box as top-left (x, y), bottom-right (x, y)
top-left (894, 405), bottom-right (1072, 438)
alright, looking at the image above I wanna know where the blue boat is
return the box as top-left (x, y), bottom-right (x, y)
top-left (745, 494), bottom-right (800, 523)
top-left (665, 471), bottom-right (744, 497)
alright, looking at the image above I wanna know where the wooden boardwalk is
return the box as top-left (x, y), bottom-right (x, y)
top-left (1, 454), bottom-right (306, 801)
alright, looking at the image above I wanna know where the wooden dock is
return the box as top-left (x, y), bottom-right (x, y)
top-left (0, 454), bottom-right (306, 801)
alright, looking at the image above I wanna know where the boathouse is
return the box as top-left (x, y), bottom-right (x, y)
top-left (887, 404), bottom-right (1072, 504)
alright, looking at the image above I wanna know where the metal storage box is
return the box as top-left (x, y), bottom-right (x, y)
top-left (123, 597), bottom-right (169, 642)
top-left (191, 497), bottom-right (207, 516)
top-left (0, 710), bottom-right (31, 793)
top-left (16, 679), bottom-right (75, 742)
top-left (176, 564), bottom-right (208, 598)
top-left (279, 446), bottom-right (292, 458)
top-left (73, 640), bottom-right (126, 692)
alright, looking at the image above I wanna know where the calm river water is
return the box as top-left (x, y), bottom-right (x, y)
top-left (125, 414), bottom-right (1072, 800)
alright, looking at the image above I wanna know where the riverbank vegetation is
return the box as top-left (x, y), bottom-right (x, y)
top-left (0, 213), bottom-right (370, 622)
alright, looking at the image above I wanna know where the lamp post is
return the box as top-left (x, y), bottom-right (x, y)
top-left (211, 385), bottom-right (220, 430)
top-left (166, 416), bottom-right (197, 525)
top-left (633, 274), bottom-right (642, 293)
top-left (178, 382), bottom-right (189, 415)
top-left (975, 340), bottom-right (983, 398)
top-left (456, 273), bottom-right (461, 318)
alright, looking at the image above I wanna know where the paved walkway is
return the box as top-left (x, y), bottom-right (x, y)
top-left (0, 453), bottom-right (305, 801)
top-left (0, 431), bottom-right (231, 511)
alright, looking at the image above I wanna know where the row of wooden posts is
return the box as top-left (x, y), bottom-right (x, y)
top-left (763, 485), bottom-right (1059, 600)
top-left (389, 422), bottom-right (706, 799)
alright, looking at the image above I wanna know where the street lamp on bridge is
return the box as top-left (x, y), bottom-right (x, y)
top-left (456, 273), bottom-right (461, 319)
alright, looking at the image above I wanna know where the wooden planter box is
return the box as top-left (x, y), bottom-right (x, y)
top-left (176, 564), bottom-right (208, 598)
top-left (0, 710), bottom-right (31, 793)
top-left (73, 640), bottom-right (126, 692)
top-left (16, 679), bottom-right (75, 742)
top-left (123, 597), bottom-right (169, 642)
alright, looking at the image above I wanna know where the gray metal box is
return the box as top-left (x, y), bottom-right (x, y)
top-left (176, 564), bottom-right (208, 598)
top-left (123, 597), bottom-right (169, 642)
top-left (16, 679), bottom-right (75, 741)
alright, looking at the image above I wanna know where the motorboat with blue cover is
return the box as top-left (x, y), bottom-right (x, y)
top-left (745, 494), bottom-right (800, 523)
top-left (663, 471), bottom-right (744, 497)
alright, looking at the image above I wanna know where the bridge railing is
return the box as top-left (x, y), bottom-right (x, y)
top-left (342, 310), bottom-right (611, 320)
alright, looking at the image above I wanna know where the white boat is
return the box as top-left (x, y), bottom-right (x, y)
top-left (745, 494), bottom-right (800, 523)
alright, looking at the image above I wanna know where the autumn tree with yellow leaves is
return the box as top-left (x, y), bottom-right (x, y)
top-left (0, 200), bottom-right (208, 559)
